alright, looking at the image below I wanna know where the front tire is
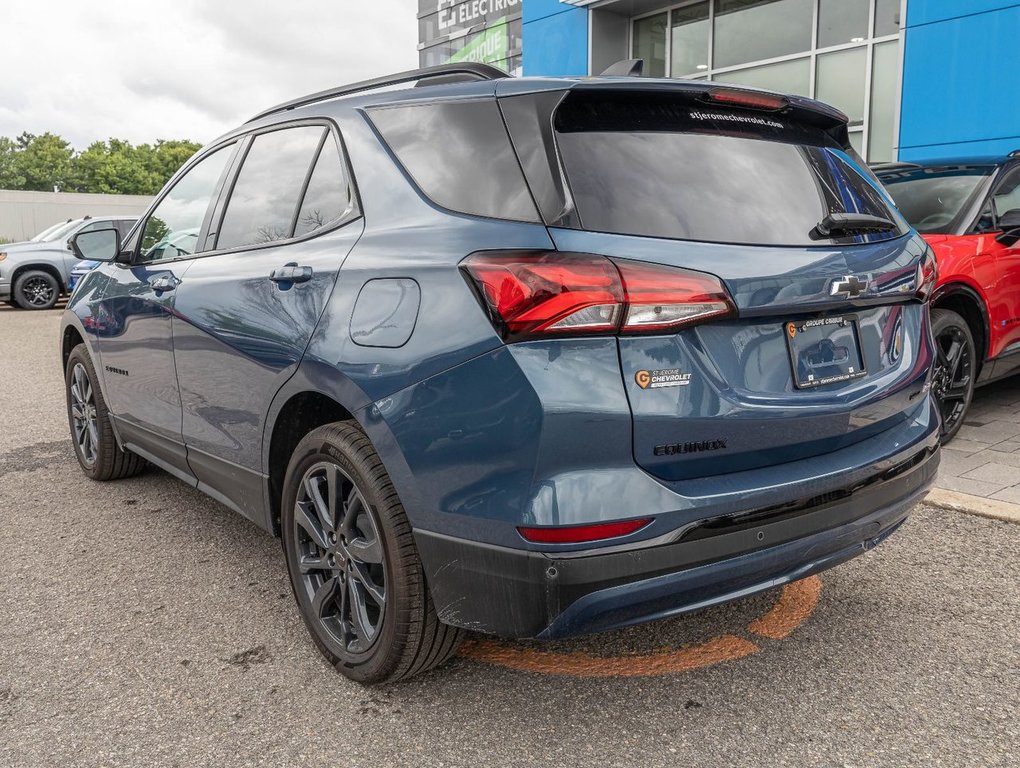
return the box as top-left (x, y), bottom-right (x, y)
top-left (281, 422), bottom-right (463, 684)
top-left (931, 308), bottom-right (976, 443)
top-left (65, 344), bottom-right (147, 480)
top-left (14, 270), bottom-right (60, 310)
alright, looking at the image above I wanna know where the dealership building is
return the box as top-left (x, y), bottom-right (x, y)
top-left (419, 0), bottom-right (1020, 164)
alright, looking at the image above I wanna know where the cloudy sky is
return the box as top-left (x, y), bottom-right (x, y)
top-left (1, 0), bottom-right (419, 149)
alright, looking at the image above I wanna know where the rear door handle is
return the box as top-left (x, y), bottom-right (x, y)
top-left (149, 274), bottom-right (179, 292)
top-left (269, 264), bottom-right (313, 284)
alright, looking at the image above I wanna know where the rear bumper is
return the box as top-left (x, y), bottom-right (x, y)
top-left (416, 442), bottom-right (938, 639)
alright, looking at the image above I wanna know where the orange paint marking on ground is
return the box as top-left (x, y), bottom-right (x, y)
top-left (461, 575), bottom-right (824, 678)
top-left (461, 633), bottom-right (759, 678)
top-left (747, 575), bottom-right (823, 640)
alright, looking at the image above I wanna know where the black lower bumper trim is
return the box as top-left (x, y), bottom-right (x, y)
top-left (415, 446), bottom-right (939, 639)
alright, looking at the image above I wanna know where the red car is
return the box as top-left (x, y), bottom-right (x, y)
top-left (876, 156), bottom-right (1020, 441)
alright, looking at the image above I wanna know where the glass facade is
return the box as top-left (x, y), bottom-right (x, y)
top-left (631, 0), bottom-right (903, 161)
top-left (418, 0), bottom-right (522, 75)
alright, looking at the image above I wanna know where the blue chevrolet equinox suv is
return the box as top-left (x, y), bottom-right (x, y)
top-left (61, 63), bottom-right (941, 684)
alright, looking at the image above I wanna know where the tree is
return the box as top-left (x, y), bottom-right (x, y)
top-left (14, 132), bottom-right (75, 192)
top-left (0, 133), bottom-right (201, 194)
top-left (0, 137), bottom-right (25, 189)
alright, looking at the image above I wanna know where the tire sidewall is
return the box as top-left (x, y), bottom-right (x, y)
top-left (931, 308), bottom-right (976, 442)
top-left (281, 427), bottom-right (409, 683)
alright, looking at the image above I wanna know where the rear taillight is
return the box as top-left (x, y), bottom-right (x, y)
top-left (917, 246), bottom-right (938, 301)
top-left (462, 252), bottom-right (736, 341)
top-left (517, 518), bottom-right (652, 544)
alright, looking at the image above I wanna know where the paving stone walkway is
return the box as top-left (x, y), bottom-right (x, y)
top-left (937, 376), bottom-right (1020, 504)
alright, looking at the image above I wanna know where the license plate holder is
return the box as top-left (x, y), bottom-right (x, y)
top-left (786, 315), bottom-right (867, 389)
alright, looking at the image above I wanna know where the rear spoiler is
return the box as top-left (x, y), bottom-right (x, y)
top-left (498, 80), bottom-right (854, 227)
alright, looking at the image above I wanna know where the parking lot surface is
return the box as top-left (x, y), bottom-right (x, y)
top-left (1, 304), bottom-right (1018, 767)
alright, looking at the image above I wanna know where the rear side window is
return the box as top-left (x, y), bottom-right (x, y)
top-left (294, 137), bottom-right (356, 237)
top-left (369, 100), bottom-right (540, 223)
top-left (553, 92), bottom-right (905, 246)
top-left (217, 126), bottom-right (325, 250)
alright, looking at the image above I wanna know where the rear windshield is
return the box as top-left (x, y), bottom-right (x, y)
top-left (876, 166), bottom-right (993, 234)
top-left (553, 93), bottom-right (905, 246)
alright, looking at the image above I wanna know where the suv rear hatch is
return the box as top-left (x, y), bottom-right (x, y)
top-left (498, 82), bottom-right (936, 481)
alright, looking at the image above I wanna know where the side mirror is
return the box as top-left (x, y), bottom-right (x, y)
top-left (996, 209), bottom-right (1020, 246)
top-left (70, 228), bottom-right (120, 262)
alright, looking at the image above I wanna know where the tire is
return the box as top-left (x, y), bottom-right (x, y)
top-left (14, 270), bottom-right (60, 310)
top-left (5, 298), bottom-right (21, 308)
top-left (281, 422), bottom-right (463, 684)
top-left (931, 308), bottom-right (977, 443)
top-left (65, 344), bottom-right (147, 480)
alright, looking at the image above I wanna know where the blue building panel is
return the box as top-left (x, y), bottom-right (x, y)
top-left (522, 1), bottom-right (588, 76)
top-left (899, 2), bottom-right (1020, 161)
top-left (906, 0), bottom-right (1020, 26)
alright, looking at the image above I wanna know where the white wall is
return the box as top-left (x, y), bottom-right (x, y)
top-left (0, 189), bottom-right (152, 242)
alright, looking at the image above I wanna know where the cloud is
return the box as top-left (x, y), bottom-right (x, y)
top-left (1, 0), bottom-right (419, 148)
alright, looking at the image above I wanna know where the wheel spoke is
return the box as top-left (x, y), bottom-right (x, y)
top-left (299, 552), bottom-right (330, 574)
top-left (347, 535), bottom-right (383, 565)
top-left (304, 475), bottom-right (335, 535)
top-left (350, 561), bottom-right (385, 606)
top-left (294, 500), bottom-right (329, 549)
top-left (311, 575), bottom-right (342, 619)
top-left (340, 487), bottom-right (360, 537)
top-left (87, 419), bottom-right (99, 450)
top-left (347, 578), bottom-right (374, 642)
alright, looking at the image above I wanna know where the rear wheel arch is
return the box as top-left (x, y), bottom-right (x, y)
top-left (267, 391), bottom-right (355, 536)
top-left (932, 284), bottom-right (989, 369)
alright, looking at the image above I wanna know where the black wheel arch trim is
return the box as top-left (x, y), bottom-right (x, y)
top-left (931, 282), bottom-right (991, 364)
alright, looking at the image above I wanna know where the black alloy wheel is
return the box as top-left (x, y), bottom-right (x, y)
top-left (281, 422), bottom-right (463, 684)
top-left (64, 344), bottom-right (147, 480)
top-left (930, 308), bottom-right (976, 443)
top-left (69, 362), bottom-right (99, 467)
top-left (293, 461), bottom-right (387, 656)
top-left (15, 270), bottom-right (59, 309)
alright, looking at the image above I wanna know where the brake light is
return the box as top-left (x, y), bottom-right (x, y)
top-left (917, 247), bottom-right (938, 301)
top-left (517, 518), bottom-right (652, 544)
top-left (462, 252), bottom-right (736, 340)
top-left (706, 88), bottom-right (788, 111)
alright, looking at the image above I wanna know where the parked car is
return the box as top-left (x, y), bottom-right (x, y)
top-left (875, 156), bottom-right (1020, 441)
top-left (61, 63), bottom-right (941, 684)
top-left (1, 216), bottom-right (137, 309)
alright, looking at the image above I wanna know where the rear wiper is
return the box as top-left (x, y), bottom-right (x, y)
top-left (812, 213), bottom-right (899, 239)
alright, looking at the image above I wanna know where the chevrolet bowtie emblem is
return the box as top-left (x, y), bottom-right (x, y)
top-left (830, 275), bottom-right (869, 298)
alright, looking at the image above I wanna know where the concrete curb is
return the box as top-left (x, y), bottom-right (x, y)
top-left (925, 488), bottom-right (1020, 525)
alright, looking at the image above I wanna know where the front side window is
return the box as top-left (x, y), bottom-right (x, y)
top-left (216, 126), bottom-right (326, 250)
top-left (139, 144), bottom-right (234, 263)
top-left (991, 169), bottom-right (1020, 220)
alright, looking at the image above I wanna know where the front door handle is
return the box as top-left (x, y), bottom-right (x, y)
top-left (269, 264), bottom-right (313, 284)
top-left (149, 274), bottom-right (179, 292)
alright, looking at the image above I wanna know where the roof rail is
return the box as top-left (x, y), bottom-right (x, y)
top-left (248, 63), bottom-right (512, 123)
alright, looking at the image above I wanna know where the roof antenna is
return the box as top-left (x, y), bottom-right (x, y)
top-left (600, 59), bottom-right (644, 77)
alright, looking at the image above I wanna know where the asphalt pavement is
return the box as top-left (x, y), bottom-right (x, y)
top-left (1, 303), bottom-right (1018, 767)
